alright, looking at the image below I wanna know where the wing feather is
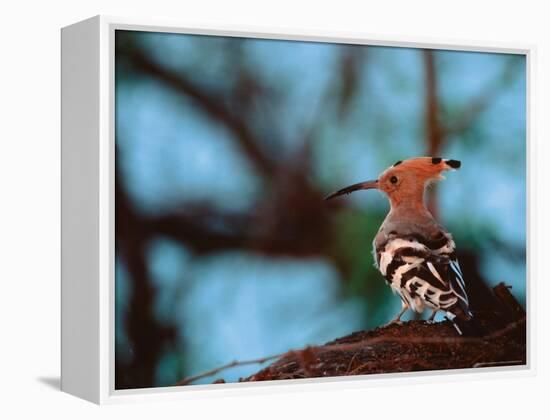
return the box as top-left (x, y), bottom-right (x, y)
top-left (376, 232), bottom-right (471, 313)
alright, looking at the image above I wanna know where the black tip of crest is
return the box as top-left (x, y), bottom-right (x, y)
top-left (446, 159), bottom-right (461, 169)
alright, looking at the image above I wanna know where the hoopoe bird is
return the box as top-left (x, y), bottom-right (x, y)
top-left (326, 157), bottom-right (477, 335)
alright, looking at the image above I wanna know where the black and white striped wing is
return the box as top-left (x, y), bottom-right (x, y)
top-left (418, 252), bottom-right (470, 313)
top-left (447, 257), bottom-right (469, 309)
top-left (375, 233), bottom-right (471, 315)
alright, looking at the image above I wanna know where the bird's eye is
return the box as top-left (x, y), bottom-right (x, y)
top-left (390, 176), bottom-right (398, 184)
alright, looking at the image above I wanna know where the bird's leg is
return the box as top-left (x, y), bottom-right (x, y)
top-left (426, 309), bottom-right (438, 324)
top-left (386, 303), bottom-right (409, 326)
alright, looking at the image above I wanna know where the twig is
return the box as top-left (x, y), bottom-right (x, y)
top-left (345, 352), bottom-right (360, 374)
top-left (174, 353), bottom-right (283, 386)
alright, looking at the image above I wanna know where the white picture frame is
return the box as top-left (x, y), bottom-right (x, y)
top-left (61, 15), bottom-right (534, 404)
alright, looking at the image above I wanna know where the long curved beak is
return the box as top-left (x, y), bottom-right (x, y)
top-left (324, 179), bottom-right (379, 200)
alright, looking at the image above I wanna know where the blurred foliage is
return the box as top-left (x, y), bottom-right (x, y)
top-left (329, 209), bottom-right (392, 326)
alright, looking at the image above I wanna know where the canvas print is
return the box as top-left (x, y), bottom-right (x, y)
top-left (114, 30), bottom-right (527, 390)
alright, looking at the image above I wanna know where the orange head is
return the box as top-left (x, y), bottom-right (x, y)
top-left (325, 157), bottom-right (461, 208)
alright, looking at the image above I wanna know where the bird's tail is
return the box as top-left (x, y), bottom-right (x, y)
top-left (445, 307), bottom-right (485, 337)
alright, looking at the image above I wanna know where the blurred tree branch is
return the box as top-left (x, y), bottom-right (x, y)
top-left (423, 50), bottom-right (443, 217)
top-left (443, 56), bottom-right (522, 137)
top-left (422, 51), bottom-right (521, 217)
top-left (116, 160), bottom-right (177, 389)
top-left (121, 45), bottom-right (276, 177)
top-left (423, 50), bottom-right (444, 158)
top-left (337, 46), bottom-right (367, 119)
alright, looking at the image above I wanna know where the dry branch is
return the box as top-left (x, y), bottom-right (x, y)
top-left (174, 283), bottom-right (526, 386)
